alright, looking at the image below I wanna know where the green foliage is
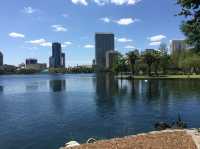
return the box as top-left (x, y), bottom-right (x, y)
top-left (159, 43), bottom-right (168, 55)
top-left (179, 51), bottom-right (200, 74)
top-left (159, 43), bottom-right (170, 74)
top-left (49, 68), bottom-right (67, 73)
top-left (126, 50), bottom-right (139, 75)
top-left (177, 0), bottom-right (200, 51)
top-left (142, 49), bottom-right (158, 76)
top-left (16, 69), bottom-right (39, 74)
top-left (67, 66), bottom-right (94, 73)
top-left (0, 65), bottom-right (17, 74)
top-left (112, 54), bottom-right (128, 74)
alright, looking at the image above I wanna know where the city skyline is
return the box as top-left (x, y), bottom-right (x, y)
top-left (0, 0), bottom-right (185, 66)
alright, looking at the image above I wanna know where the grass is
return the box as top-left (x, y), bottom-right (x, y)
top-left (116, 75), bottom-right (200, 80)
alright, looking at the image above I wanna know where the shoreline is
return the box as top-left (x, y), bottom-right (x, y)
top-left (116, 75), bottom-right (200, 80)
top-left (60, 129), bottom-right (200, 149)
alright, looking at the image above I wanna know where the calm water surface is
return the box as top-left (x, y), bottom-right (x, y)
top-left (0, 74), bottom-right (200, 149)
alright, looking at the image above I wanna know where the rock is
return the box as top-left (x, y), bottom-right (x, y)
top-left (65, 141), bottom-right (80, 148)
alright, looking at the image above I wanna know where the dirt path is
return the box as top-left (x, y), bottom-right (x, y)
top-left (61, 130), bottom-right (198, 149)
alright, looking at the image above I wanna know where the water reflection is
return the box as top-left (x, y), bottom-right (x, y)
top-left (1, 75), bottom-right (200, 149)
top-left (95, 73), bottom-right (118, 116)
top-left (49, 80), bottom-right (66, 92)
top-left (96, 73), bottom-right (119, 98)
top-left (26, 82), bottom-right (39, 91)
top-left (0, 85), bottom-right (3, 93)
top-left (146, 80), bottom-right (161, 100)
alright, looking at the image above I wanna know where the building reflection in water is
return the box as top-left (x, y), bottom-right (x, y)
top-left (26, 82), bottom-right (39, 91)
top-left (96, 73), bottom-right (118, 98)
top-left (95, 73), bottom-right (119, 116)
top-left (0, 85), bottom-right (3, 93)
top-left (146, 80), bottom-right (161, 100)
top-left (49, 80), bottom-right (66, 92)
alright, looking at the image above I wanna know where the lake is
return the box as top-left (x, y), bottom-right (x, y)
top-left (0, 74), bottom-right (200, 149)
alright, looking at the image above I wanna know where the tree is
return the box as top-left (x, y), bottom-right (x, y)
top-left (112, 54), bottom-right (128, 76)
top-left (142, 49), bottom-right (157, 76)
top-left (159, 43), bottom-right (168, 55)
top-left (177, 0), bottom-right (200, 51)
top-left (179, 52), bottom-right (200, 74)
top-left (159, 43), bottom-right (170, 74)
top-left (153, 51), bottom-right (161, 76)
top-left (126, 50), bottom-right (139, 76)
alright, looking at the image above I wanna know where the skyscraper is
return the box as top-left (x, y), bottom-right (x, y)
top-left (95, 33), bottom-right (115, 70)
top-left (0, 51), bottom-right (3, 66)
top-left (49, 42), bottom-right (65, 68)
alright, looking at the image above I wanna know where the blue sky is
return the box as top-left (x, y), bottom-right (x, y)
top-left (0, 0), bottom-right (185, 66)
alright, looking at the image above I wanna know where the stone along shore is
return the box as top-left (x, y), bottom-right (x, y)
top-left (60, 129), bottom-right (200, 149)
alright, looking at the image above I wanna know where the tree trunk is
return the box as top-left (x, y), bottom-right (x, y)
top-left (148, 64), bottom-right (151, 76)
top-left (131, 64), bottom-right (135, 76)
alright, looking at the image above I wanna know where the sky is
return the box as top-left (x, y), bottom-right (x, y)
top-left (0, 0), bottom-right (185, 66)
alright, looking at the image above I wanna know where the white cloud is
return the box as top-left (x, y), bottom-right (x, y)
top-left (62, 44), bottom-right (67, 48)
top-left (71, 0), bottom-right (88, 5)
top-left (84, 44), bottom-right (94, 48)
top-left (23, 7), bottom-right (36, 14)
top-left (27, 39), bottom-right (46, 44)
top-left (148, 34), bottom-right (166, 42)
top-left (94, 0), bottom-right (109, 5)
top-left (148, 34), bottom-right (166, 46)
top-left (64, 41), bottom-right (72, 45)
top-left (149, 42), bottom-right (161, 46)
top-left (62, 41), bottom-right (72, 48)
top-left (100, 17), bottom-right (111, 23)
top-left (62, 13), bottom-right (69, 18)
top-left (125, 45), bottom-right (135, 49)
top-left (71, 0), bottom-right (141, 5)
top-left (111, 0), bottom-right (141, 5)
top-left (115, 18), bottom-right (138, 26)
top-left (40, 42), bottom-right (52, 47)
top-left (27, 39), bottom-right (52, 47)
top-left (51, 25), bottom-right (67, 32)
top-left (9, 32), bottom-right (25, 38)
top-left (117, 38), bottom-right (132, 43)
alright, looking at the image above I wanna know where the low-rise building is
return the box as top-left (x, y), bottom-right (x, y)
top-left (26, 63), bottom-right (47, 71)
top-left (26, 58), bottom-right (37, 65)
top-left (25, 58), bottom-right (47, 71)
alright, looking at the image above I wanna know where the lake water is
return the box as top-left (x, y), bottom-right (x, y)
top-left (0, 74), bottom-right (200, 149)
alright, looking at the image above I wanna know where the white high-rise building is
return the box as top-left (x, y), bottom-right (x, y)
top-left (106, 51), bottom-right (118, 69)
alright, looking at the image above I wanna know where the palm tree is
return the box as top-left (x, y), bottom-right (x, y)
top-left (126, 50), bottom-right (139, 77)
top-left (142, 49), bottom-right (157, 76)
top-left (112, 54), bottom-right (128, 78)
top-left (153, 51), bottom-right (162, 76)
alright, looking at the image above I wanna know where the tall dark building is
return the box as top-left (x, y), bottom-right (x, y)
top-left (0, 51), bottom-right (3, 66)
top-left (26, 58), bottom-right (37, 65)
top-left (49, 42), bottom-right (65, 68)
top-left (95, 33), bottom-right (115, 70)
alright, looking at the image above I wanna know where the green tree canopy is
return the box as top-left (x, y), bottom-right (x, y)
top-left (177, 0), bottom-right (200, 51)
top-left (126, 50), bottom-right (139, 75)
